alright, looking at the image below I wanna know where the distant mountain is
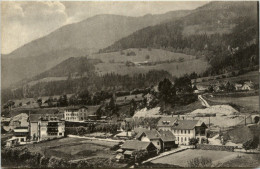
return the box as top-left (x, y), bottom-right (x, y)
top-left (2, 10), bottom-right (191, 88)
top-left (103, 1), bottom-right (257, 51)
top-left (102, 1), bottom-right (258, 75)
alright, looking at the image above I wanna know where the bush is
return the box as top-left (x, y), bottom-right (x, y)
top-left (187, 157), bottom-right (212, 167)
top-left (126, 51), bottom-right (136, 56)
top-left (110, 143), bottom-right (120, 151)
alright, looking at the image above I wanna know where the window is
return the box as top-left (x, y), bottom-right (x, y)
top-left (181, 130), bottom-right (183, 134)
top-left (21, 138), bottom-right (24, 142)
top-left (59, 133), bottom-right (62, 136)
top-left (188, 130), bottom-right (190, 134)
top-left (181, 137), bottom-right (183, 142)
top-left (157, 142), bottom-right (160, 145)
top-left (185, 137), bottom-right (186, 141)
top-left (178, 137), bottom-right (179, 141)
top-left (185, 130), bottom-right (186, 134)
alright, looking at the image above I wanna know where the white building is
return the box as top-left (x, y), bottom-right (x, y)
top-left (28, 114), bottom-right (65, 142)
top-left (6, 126), bottom-right (29, 147)
top-left (64, 106), bottom-right (89, 122)
top-left (157, 118), bottom-right (207, 145)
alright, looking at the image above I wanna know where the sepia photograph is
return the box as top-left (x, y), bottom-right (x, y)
top-left (1, 1), bottom-right (259, 168)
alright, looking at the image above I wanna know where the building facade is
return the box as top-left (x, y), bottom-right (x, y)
top-left (157, 118), bottom-right (207, 145)
top-left (64, 106), bottom-right (89, 122)
top-left (29, 114), bottom-right (65, 142)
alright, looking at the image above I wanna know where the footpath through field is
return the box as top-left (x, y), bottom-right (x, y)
top-left (142, 146), bottom-right (191, 164)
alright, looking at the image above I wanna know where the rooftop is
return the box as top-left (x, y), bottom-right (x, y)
top-left (159, 130), bottom-right (176, 142)
top-left (136, 130), bottom-right (160, 140)
top-left (29, 113), bottom-right (63, 122)
top-left (121, 140), bottom-right (151, 150)
top-left (172, 120), bottom-right (202, 130)
top-left (157, 117), bottom-right (178, 127)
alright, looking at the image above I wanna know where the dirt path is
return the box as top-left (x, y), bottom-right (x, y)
top-left (198, 95), bottom-right (210, 107)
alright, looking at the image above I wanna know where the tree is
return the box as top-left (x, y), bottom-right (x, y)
top-left (37, 98), bottom-right (42, 107)
top-left (189, 138), bottom-right (199, 147)
top-left (58, 95), bottom-right (68, 107)
top-left (158, 78), bottom-right (176, 109)
top-left (133, 150), bottom-right (149, 164)
top-left (106, 97), bottom-right (119, 116)
top-left (174, 74), bottom-right (193, 94)
top-left (129, 99), bottom-right (137, 116)
top-left (78, 89), bottom-right (91, 105)
top-left (243, 136), bottom-right (259, 151)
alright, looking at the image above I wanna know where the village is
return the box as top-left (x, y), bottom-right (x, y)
top-left (1, 1), bottom-right (260, 168)
top-left (1, 74), bottom-right (260, 168)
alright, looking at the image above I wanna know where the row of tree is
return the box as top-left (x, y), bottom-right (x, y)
top-left (2, 147), bottom-right (118, 168)
top-left (2, 70), bottom-right (173, 104)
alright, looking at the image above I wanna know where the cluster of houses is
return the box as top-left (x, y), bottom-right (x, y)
top-left (6, 113), bottom-right (65, 147)
top-left (6, 105), bottom-right (208, 158)
top-left (193, 80), bottom-right (255, 93)
top-left (116, 117), bottom-right (208, 160)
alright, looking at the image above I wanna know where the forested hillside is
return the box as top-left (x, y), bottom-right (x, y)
top-left (102, 1), bottom-right (258, 76)
top-left (2, 11), bottom-right (190, 88)
top-left (2, 70), bottom-right (173, 103)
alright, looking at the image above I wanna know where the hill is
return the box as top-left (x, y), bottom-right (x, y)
top-left (12, 48), bottom-right (209, 92)
top-left (102, 1), bottom-right (258, 76)
top-left (2, 11), bottom-right (191, 88)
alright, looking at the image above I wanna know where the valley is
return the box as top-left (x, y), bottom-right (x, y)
top-left (1, 1), bottom-right (259, 169)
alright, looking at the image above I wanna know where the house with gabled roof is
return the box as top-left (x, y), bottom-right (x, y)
top-left (136, 130), bottom-right (162, 152)
top-left (159, 130), bottom-right (177, 150)
top-left (136, 129), bottom-right (176, 152)
top-left (120, 140), bottom-right (157, 158)
top-left (157, 117), bottom-right (208, 145)
top-left (242, 81), bottom-right (254, 90)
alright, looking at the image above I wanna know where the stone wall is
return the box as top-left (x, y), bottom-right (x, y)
top-left (196, 144), bottom-right (237, 152)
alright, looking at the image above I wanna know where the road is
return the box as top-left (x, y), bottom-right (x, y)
top-left (198, 95), bottom-right (210, 107)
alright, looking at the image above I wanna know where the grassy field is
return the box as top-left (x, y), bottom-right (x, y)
top-left (95, 59), bottom-right (209, 77)
top-left (90, 48), bottom-right (196, 63)
top-left (151, 149), bottom-right (239, 167)
top-left (220, 153), bottom-right (260, 168)
top-left (198, 71), bottom-right (259, 85)
top-left (24, 137), bottom-right (118, 160)
top-left (91, 48), bottom-right (209, 77)
top-left (206, 96), bottom-right (259, 113)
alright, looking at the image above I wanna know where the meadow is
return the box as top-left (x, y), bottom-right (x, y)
top-left (24, 137), bottom-right (118, 161)
top-left (151, 149), bottom-right (239, 167)
top-left (91, 48), bottom-right (209, 77)
top-left (206, 96), bottom-right (259, 113)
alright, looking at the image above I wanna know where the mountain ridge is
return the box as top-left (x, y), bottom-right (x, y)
top-left (2, 10), bottom-right (191, 88)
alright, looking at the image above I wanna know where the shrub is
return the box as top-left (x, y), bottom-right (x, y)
top-left (187, 157), bottom-right (212, 167)
top-left (189, 138), bottom-right (199, 146)
top-left (126, 51), bottom-right (136, 56)
top-left (110, 143), bottom-right (120, 151)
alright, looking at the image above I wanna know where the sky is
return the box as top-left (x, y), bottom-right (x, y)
top-left (1, 1), bottom-right (208, 54)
